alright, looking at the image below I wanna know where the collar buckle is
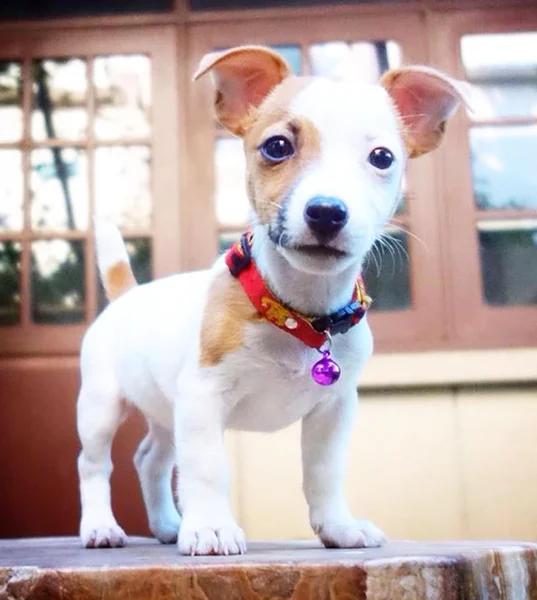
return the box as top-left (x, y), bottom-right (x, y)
top-left (311, 301), bottom-right (365, 336)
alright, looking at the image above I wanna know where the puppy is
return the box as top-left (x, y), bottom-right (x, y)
top-left (77, 45), bottom-right (466, 555)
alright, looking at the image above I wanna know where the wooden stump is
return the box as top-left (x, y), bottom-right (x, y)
top-left (1, 537), bottom-right (536, 599)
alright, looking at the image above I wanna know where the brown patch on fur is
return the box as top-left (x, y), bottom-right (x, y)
top-left (199, 270), bottom-right (262, 367)
top-left (243, 77), bottom-right (321, 224)
top-left (105, 261), bottom-right (137, 301)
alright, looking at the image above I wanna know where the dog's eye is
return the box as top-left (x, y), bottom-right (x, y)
top-left (260, 136), bottom-right (295, 163)
top-left (368, 147), bottom-right (394, 170)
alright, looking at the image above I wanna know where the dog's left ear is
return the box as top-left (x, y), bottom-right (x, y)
top-left (381, 66), bottom-right (469, 158)
top-left (193, 45), bottom-right (291, 135)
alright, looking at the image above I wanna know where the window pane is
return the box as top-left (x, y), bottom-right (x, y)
top-left (0, 61), bottom-right (22, 142)
top-left (470, 125), bottom-right (537, 211)
top-left (0, 150), bottom-right (23, 232)
top-left (310, 40), bottom-right (401, 80)
top-left (94, 55), bottom-right (151, 140)
top-left (94, 146), bottom-right (152, 229)
top-left (97, 237), bottom-right (152, 313)
top-left (215, 137), bottom-right (249, 227)
top-left (272, 45), bottom-right (302, 75)
top-left (32, 59), bottom-right (87, 141)
top-left (363, 230), bottom-right (410, 311)
top-left (0, 241), bottom-right (21, 326)
top-left (31, 147), bottom-right (89, 231)
top-left (461, 33), bottom-right (537, 120)
top-left (31, 239), bottom-right (85, 324)
top-left (479, 222), bottom-right (537, 307)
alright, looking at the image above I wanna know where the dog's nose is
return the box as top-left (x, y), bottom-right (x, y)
top-left (304, 196), bottom-right (348, 241)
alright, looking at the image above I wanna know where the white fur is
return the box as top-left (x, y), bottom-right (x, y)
top-left (77, 56), bottom-right (460, 555)
top-left (279, 79), bottom-right (405, 275)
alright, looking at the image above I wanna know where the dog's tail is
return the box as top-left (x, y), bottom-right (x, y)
top-left (94, 219), bottom-right (137, 302)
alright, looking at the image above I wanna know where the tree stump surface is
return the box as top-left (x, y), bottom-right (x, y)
top-left (1, 537), bottom-right (536, 599)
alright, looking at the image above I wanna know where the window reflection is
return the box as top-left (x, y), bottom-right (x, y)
top-left (94, 146), bottom-right (152, 229)
top-left (461, 33), bottom-right (537, 120)
top-left (478, 221), bottom-right (537, 306)
top-left (363, 229), bottom-right (410, 312)
top-left (0, 61), bottom-right (22, 143)
top-left (31, 147), bottom-right (89, 231)
top-left (0, 150), bottom-right (23, 232)
top-left (94, 55), bottom-right (151, 140)
top-left (470, 125), bottom-right (537, 211)
top-left (31, 239), bottom-right (85, 324)
top-left (32, 59), bottom-right (87, 141)
top-left (0, 241), bottom-right (21, 325)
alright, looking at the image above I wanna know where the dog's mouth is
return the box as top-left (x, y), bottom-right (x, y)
top-left (291, 244), bottom-right (348, 259)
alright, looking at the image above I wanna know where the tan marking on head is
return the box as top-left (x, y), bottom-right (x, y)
top-left (199, 270), bottom-right (262, 367)
top-left (104, 261), bottom-right (137, 301)
top-left (243, 77), bottom-right (321, 224)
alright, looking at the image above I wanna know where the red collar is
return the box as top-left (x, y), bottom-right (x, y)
top-left (225, 233), bottom-right (372, 349)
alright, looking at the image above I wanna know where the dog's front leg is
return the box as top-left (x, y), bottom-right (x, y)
top-left (301, 391), bottom-right (386, 548)
top-left (175, 376), bottom-right (246, 556)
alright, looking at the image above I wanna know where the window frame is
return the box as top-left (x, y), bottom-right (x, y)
top-left (429, 6), bottom-right (537, 349)
top-left (0, 1), bottom-right (535, 357)
top-left (0, 26), bottom-right (182, 356)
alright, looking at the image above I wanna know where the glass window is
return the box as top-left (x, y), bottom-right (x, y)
top-left (32, 59), bottom-right (88, 142)
top-left (31, 239), bottom-right (85, 324)
top-left (30, 147), bottom-right (89, 231)
top-left (0, 150), bottom-right (23, 232)
top-left (478, 221), bottom-right (537, 307)
top-left (461, 32), bottom-right (537, 309)
top-left (273, 45), bottom-right (302, 75)
top-left (0, 61), bottom-right (22, 143)
top-left (470, 125), bottom-right (537, 211)
top-left (0, 241), bottom-right (21, 326)
top-left (363, 230), bottom-right (410, 312)
top-left (0, 50), bottom-right (154, 334)
top-left (461, 33), bottom-right (537, 120)
top-left (94, 55), bottom-right (152, 140)
top-left (94, 146), bottom-right (152, 229)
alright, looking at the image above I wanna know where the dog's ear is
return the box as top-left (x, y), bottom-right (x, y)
top-left (193, 45), bottom-right (291, 135)
top-left (381, 66), bottom-right (470, 158)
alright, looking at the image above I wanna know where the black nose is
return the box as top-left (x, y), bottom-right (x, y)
top-left (304, 196), bottom-right (348, 241)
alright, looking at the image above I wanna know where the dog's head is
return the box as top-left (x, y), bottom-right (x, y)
top-left (195, 45), bottom-right (467, 275)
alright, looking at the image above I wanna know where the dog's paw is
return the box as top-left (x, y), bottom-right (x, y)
top-left (178, 523), bottom-right (247, 556)
top-left (151, 512), bottom-right (182, 545)
top-left (81, 522), bottom-right (127, 548)
top-left (316, 519), bottom-right (387, 549)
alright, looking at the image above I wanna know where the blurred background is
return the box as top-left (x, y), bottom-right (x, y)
top-left (0, 0), bottom-right (536, 543)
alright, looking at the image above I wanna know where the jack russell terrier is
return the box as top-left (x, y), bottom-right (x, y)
top-left (77, 45), bottom-right (467, 555)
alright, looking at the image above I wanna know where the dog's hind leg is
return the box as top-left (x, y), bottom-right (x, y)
top-left (134, 422), bottom-right (181, 544)
top-left (77, 381), bottom-right (127, 548)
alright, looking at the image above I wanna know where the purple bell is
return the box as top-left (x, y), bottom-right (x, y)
top-left (311, 350), bottom-right (341, 386)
